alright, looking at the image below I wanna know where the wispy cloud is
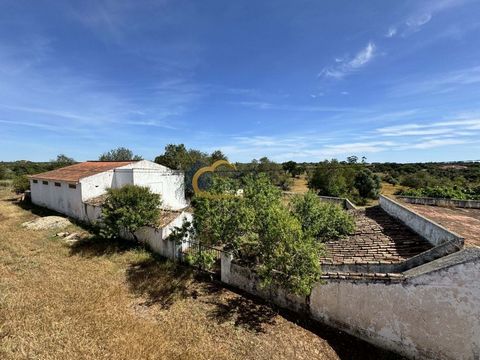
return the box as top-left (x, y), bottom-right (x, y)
top-left (319, 42), bottom-right (376, 79)
top-left (385, 27), bottom-right (397, 38)
top-left (390, 66), bottom-right (480, 96)
top-left (233, 101), bottom-right (363, 113)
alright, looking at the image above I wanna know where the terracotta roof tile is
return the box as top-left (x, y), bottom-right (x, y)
top-left (29, 161), bottom-right (138, 183)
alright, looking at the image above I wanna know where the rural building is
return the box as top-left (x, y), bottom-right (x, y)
top-left (29, 160), bottom-right (187, 222)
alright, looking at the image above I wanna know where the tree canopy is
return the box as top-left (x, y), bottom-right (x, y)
top-left (101, 185), bottom-right (161, 242)
top-left (99, 147), bottom-right (143, 161)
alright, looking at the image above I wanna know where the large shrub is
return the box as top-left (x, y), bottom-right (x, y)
top-left (12, 175), bottom-right (30, 194)
top-left (290, 191), bottom-right (355, 240)
top-left (101, 185), bottom-right (161, 242)
top-left (184, 174), bottom-right (325, 295)
top-left (354, 169), bottom-right (381, 199)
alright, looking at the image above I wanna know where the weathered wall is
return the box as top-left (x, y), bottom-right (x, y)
top-left (220, 254), bottom-right (308, 313)
top-left (221, 249), bottom-right (480, 360)
top-left (379, 195), bottom-right (462, 246)
top-left (317, 195), bottom-right (357, 210)
top-left (398, 195), bottom-right (480, 209)
top-left (128, 212), bottom-right (193, 259)
top-left (30, 179), bottom-right (84, 219)
top-left (80, 171), bottom-right (115, 201)
top-left (310, 249), bottom-right (480, 360)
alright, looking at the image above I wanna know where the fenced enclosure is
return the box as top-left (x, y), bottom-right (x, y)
top-left (178, 239), bottom-right (224, 276)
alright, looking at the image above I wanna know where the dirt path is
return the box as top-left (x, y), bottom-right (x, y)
top-left (0, 190), bottom-right (403, 360)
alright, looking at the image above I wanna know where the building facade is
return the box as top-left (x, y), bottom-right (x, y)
top-left (29, 160), bottom-right (187, 222)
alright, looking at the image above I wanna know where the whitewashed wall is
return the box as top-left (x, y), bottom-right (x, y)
top-left (30, 179), bottom-right (84, 219)
top-left (123, 212), bottom-right (193, 259)
top-left (221, 249), bottom-right (480, 360)
top-left (80, 171), bottom-right (115, 201)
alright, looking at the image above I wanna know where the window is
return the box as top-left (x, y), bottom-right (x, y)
top-left (68, 184), bottom-right (76, 189)
top-left (54, 182), bottom-right (61, 187)
top-left (42, 181), bottom-right (48, 185)
top-left (33, 179), bottom-right (38, 184)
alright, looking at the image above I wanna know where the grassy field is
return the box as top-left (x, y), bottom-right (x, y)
top-left (0, 189), bottom-right (403, 360)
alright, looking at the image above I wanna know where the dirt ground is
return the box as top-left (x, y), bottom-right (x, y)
top-left (0, 189), bottom-right (404, 360)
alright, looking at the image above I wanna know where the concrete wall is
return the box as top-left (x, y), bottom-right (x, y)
top-left (318, 195), bottom-right (357, 210)
top-left (124, 212), bottom-right (193, 259)
top-left (398, 196), bottom-right (480, 209)
top-left (30, 179), bottom-right (84, 219)
top-left (310, 249), bottom-right (480, 360)
top-left (80, 171), bottom-right (115, 201)
top-left (221, 249), bottom-right (480, 360)
top-left (379, 195), bottom-right (462, 246)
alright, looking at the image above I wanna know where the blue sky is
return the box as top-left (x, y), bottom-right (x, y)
top-left (1, 0), bottom-right (480, 163)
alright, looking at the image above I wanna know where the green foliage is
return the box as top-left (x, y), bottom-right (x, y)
top-left (308, 160), bottom-right (349, 197)
top-left (282, 161), bottom-right (303, 177)
top-left (0, 165), bottom-right (6, 180)
top-left (354, 169), bottom-right (382, 199)
top-left (12, 175), bottom-right (30, 194)
top-left (308, 158), bottom-right (382, 201)
top-left (52, 154), bottom-right (76, 167)
top-left (290, 191), bottom-right (355, 240)
top-left (190, 174), bottom-right (325, 295)
top-left (101, 185), bottom-right (161, 241)
top-left (397, 185), bottom-right (480, 200)
top-left (99, 147), bottom-right (142, 161)
top-left (382, 173), bottom-right (399, 185)
top-left (184, 250), bottom-right (216, 271)
top-left (154, 143), bottom-right (226, 171)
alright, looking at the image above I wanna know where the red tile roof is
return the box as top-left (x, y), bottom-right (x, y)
top-left (29, 161), bottom-right (138, 183)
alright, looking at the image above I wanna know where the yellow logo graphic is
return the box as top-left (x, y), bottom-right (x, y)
top-left (192, 160), bottom-right (236, 195)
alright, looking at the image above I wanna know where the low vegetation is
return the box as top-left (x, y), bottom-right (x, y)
top-left (307, 159), bottom-right (381, 204)
top-left (396, 185), bottom-right (480, 200)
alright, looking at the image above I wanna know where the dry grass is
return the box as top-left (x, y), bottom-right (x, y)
top-left (0, 189), bottom-right (403, 360)
top-left (290, 175), bottom-right (309, 194)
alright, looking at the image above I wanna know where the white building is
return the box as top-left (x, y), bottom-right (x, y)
top-left (29, 160), bottom-right (188, 222)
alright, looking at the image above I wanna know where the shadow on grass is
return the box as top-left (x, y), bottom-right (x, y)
top-left (69, 235), bottom-right (140, 258)
top-left (126, 256), bottom-right (202, 309)
top-left (206, 294), bottom-right (277, 333)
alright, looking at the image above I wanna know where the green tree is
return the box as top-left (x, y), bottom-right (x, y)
top-left (101, 185), bottom-right (161, 242)
top-left (185, 174), bottom-right (324, 295)
top-left (99, 147), bottom-right (142, 161)
top-left (210, 150), bottom-right (228, 162)
top-left (12, 175), bottom-right (30, 194)
top-left (354, 169), bottom-right (382, 199)
top-left (52, 154), bottom-right (76, 167)
top-left (290, 191), bottom-right (355, 240)
top-left (308, 161), bottom-right (348, 197)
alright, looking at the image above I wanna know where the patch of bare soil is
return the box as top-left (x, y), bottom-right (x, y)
top-left (0, 189), bottom-right (404, 360)
top-left (21, 215), bottom-right (72, 230)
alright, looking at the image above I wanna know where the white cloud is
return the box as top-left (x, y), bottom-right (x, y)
top-left (386, 27), bottom-right (397, 38)
top-left (319, 42), bottom-right (376, 79)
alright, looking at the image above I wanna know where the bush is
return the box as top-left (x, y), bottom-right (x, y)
top-left (290, 192), bottom-right (355, 240)
top-left (354, 169), bottom-right (381, 199)
top-left (12, 175), bottom-right (30, 194)
top-left (101, 185), bottom-right (161, 242)
top-left (396, 186), bottom-right (478, 200)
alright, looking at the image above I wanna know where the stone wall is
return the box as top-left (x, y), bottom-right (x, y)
top-left (221, 249), bottom-right (480, 360)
